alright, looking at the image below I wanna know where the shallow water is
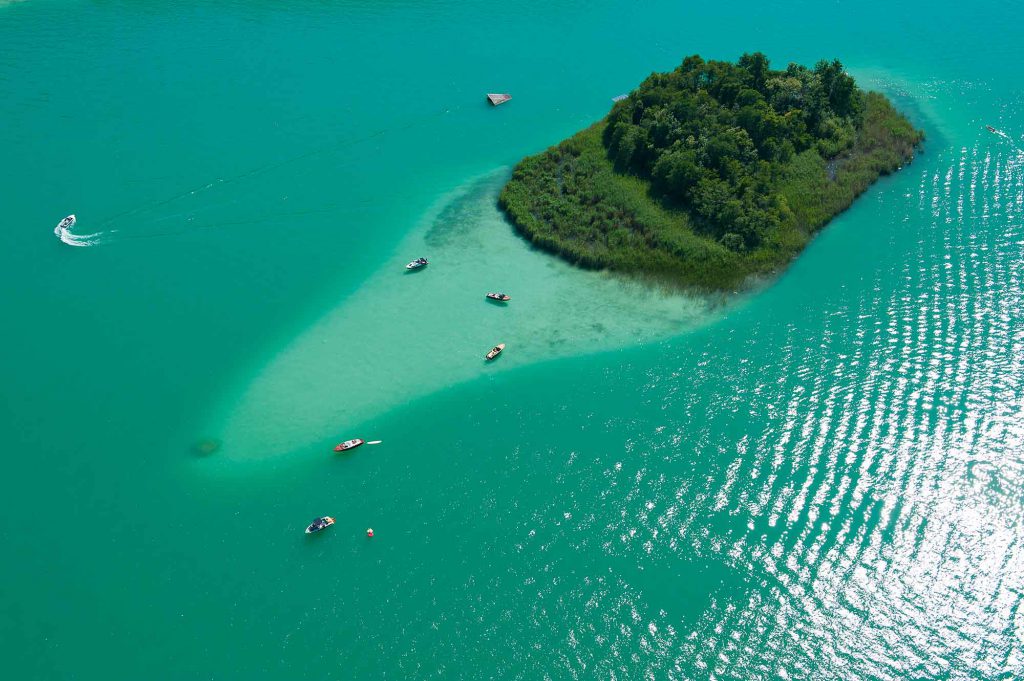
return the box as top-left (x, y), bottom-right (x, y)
top-left (217, 171), bottom-right (720, 458)
top-left (2, 0), bottom-right (1024, 679)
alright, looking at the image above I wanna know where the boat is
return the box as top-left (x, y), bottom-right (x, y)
top-left (406, 257), bottom-right (428, 270)
top-left (305, 516), bottom-right (335, 534)
top-left (485, 343), bottom-right (505, 360)
top-left (54, 214), bottom-right (75, 236)
top-left (334, 438), bottom-right (365, 452)
top-left (486, 93), bottom-right (512, 106)
top-left (987, 125), bottom-right (997, 133)
top-left (486, 292), bottom-right (511, 302)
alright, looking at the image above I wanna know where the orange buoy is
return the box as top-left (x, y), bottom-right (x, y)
top-left (366, 528), bottom-right (374, 538)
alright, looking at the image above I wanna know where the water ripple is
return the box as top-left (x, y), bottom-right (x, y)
top-left (462, 133), bottom-right (1024, 679)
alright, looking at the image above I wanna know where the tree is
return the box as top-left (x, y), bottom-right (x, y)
top-left (597, 53), bottom-right (876, 250)
top-left (720, 232), bottom-right (746, 252)
top-left (607, 123), bottom-right (651, 172)
top-left (641, 107), bottom-right (681, 149)
top-left (704, 127), bottom-right (758, 174)
top-left (738, 52), bottom-right (770, 94)
top-left (692, 176), bottom-right (733, 223)
top-left (766, 75), bottom-right (804, 112)
top-left (652, 149), bottom-right (703, 201)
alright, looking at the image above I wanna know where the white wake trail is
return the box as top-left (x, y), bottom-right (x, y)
top-left (58, 227), bottom-right (104, 247)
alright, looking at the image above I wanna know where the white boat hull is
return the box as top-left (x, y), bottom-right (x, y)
top-left (54, 214), bottom-right (76, 237)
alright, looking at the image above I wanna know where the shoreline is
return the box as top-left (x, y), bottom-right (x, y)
top-left (499, 56), bottom-right (925, 292)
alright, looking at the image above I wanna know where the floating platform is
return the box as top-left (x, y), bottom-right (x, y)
top-left (486, 93), bottom-right (512, 106)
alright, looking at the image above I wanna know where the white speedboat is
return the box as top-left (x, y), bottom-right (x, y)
top-left (406, 257), bottom-right (428, 270)
top-left (334, 438), bottom-right (365, 452)
top-left (305, 516), bottom-right (335, 534)
top-left (54, 214), bottom-right (76, 237)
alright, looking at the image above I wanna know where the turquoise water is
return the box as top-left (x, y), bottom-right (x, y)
top-left (3, 0), bottom-right (1024, 678)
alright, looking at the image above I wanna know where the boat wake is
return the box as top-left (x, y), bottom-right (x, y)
top-left (57, 226), bottom-right (106, 247)
top-left (986, 125), bottom-right (1024, 155)
top-left (75, 105), bottom-right (464, 245)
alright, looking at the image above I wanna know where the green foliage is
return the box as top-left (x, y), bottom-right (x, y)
top-left (500, 53), bottom-right (924, 290)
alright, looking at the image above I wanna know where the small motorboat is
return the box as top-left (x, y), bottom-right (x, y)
top-left (334, 438), bottom-right (365, 452)
top-left (485, 343), bottom-right (505, 360)
top-left (987, 125), bottom-right (997, 133)
top-left (486, 292), bottom-right (511, 302)
top-left (54, 214), bottom-right (75, 236)
top-left (305, 516), bottom-right (335, 534)
top-left (406, 257), bottom-right (429, 270)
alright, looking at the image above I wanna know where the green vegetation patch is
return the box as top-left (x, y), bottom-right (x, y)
top-left (499, 54), bottom-right (924, 290)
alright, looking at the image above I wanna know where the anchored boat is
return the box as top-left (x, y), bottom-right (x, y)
top-left (406, 257), bottom-right (428, 270)
top-left (485, 343), bottom-right (505, 360)
top-left (305, 516), bottom-right (335, 534)
top-left (486, 292), bottom-right (511, 302)
top-left (334, 438), bottom-right (365, 452)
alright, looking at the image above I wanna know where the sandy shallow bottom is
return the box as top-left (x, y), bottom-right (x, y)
top-left (213, 171), bottom-right (723, 459)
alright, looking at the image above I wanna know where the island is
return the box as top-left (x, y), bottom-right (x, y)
top-left (499, 54), bottom-right (924, 290)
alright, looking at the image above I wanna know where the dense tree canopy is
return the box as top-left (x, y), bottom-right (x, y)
top-left (604, 54), bottom-right (869, 250)
top-left (499, 54), bottom-right (924, 289)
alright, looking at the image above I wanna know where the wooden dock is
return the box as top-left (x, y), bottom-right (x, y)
top-left (486, 93), bottom-right (512, 106)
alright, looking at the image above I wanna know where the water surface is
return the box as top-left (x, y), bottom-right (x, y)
top-left (2, 0), bottom-right (1023, 679)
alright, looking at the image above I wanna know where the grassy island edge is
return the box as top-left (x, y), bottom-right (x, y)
top-left (499, 55), bottom-right (925, 292)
